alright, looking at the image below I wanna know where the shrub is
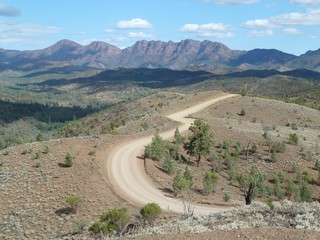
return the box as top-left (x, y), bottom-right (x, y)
top-left (274, 179), bottom-right (285, 200)
top-left (162, 158), bottom-right (176, 175)
top-left (223, 192), bottom-right (231, 202)
top-left (72, 218), bottom-right (90, 234)
top-left (100, 207), bottom-right (130, 234)
top-left (291, 123), bottom-right (298, 130)
top-left (36, 133), bottom-right (44, 141)
top-left (299, 182), bottom-right (313, 202)
top-left (272, 141), bottom-right (286, 153)
top-left (42, 146), bottom-right (49, 154)
top-left (286, 179), bottom-right (295, 199)
top-left (172, 169), bottom-right (193, 193)
top-left (183, 167), bottom-right (194, 188)
top-left (144, 133), bottom-right (168, 161)
top-left (265, 198), bottom-right (275, 211)
top-left (227, 164), bottom-right (238, 184)
top-left (88, 149), bottom-right (96, 156)
top-left (202, 171), bottom-right (219, 195)
top-left (277, 171), bottom-right (285, 184)
top-left (315, 160), bottom-right (320, 171)
top-left (65, 153), bottom-right (74, 167)
top-left (33, 161), bottom-right (41, 168)
top-left (301, 170), bottom-right (313, 184)
top-left (66, 196), bottom-right (84, 213)
top-left (270, 149), bottom-right (277, 162)
top-left (140, 203), bottom-right (161, 226)
top-left (288, 133), bottom-right (299, 145)
top-left (89, 222), bottom-right (115, 236)
top-left (32, 150), bottom-right (41, 160)
top-left (251, 143), bottom-right (257, 153)
top-left (239, 108), bottom-right (246, 116)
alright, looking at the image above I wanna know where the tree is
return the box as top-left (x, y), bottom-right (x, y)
top-left (89, 222), bottom-right (115, 236)
top-left (239, 108), bottom-right (246, 116)
top-left (184, 119), bottom-right (213, 167)
top-left (144, 133), bottom-right (167, 161)
top-left (202, 171), bottom-right (220, 195)
top-left (100, 208), bottom-right (131, 236)
top-left (162, 158), bottom-right (176, 175)
top-left (238, 167), bottom-right (264, 205)
top-left (299, 182), bottom-right (313, 202)
top-left (65, 153), bottom-right (74, 167)
top-left (172, 168), bottom-right (193, 193)
top-left (173, 127), bottom-right (185, 145)
top-left (140, 203), bottom-right (161, 226)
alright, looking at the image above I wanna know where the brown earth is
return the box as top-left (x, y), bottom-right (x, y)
top-left (1, 91), bottom-right (320, 239)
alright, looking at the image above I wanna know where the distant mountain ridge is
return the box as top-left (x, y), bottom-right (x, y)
top-left (1, 39), bottom-right (320, 72)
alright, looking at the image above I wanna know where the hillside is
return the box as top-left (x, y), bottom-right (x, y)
top-left (1, 39), bottom-right (320, 72)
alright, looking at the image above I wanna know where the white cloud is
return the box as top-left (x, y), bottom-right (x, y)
top-left (204, 0), bottom-right (258, 4)
top-left (242, 19), bottom-right (278, 29)
top-left (180, 23), bottom-right (227, 32)
top-left (0, 21), bottom-right (60, 47)
top-left (290, 0), bottom-right (320, 5)
top-left (248, 30), bottom-right (273, 37)
top-left (243, 8), bottom-right (320, 38)
top-left (179, 22), bottom-right (232, 39)
top-left (116, 18), bottom-right (153, 29)
top-left (271, 8), bottom-right (320, 25)
top-left (0, 4), bottom-right (21, 17)
top-left (282, 28), bottom-right (301, 35)
top-left (128, 32), bottom-right (155, 39)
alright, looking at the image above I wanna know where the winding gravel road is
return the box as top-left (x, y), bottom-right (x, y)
top-left (107, 93), bottom-right (239, 215)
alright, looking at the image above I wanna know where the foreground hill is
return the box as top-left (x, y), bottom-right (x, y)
top-left (2, 39), bottom-right (320, 72)
top-left (1, 91), bottom-right (320, 239)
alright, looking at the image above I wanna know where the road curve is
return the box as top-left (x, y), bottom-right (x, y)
top-left (106, 93), bottom-right (239, 215)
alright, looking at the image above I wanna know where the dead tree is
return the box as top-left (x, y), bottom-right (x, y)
top-left (242, 181), bottom-right (256, 205)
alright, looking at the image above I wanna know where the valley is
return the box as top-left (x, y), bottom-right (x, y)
top-left (1, 41), bottom-right (320, 239)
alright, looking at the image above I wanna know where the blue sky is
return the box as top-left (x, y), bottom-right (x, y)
top-left (1, 0), bottom-right (320, 55)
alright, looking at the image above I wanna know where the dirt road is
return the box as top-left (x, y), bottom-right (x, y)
top-left (106, 93), bottom-right (239, 215)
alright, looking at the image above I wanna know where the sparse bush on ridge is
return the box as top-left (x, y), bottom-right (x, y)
top-left (288, 133), bottom-right (299, 145)
top-left (140, 203), bottom-right (161, 226)
top-left (66, 196), bottom-right (84, 213)
top-left (202, 171), bottom-right (219, 195)
top-left (100, 207), bottom-right (131, 236)
top-left (65, 152), bottom-right (74, 167)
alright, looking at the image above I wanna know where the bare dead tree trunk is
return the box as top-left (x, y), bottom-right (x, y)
top-left (242, 176), bottom-right (258, 205)
top-left (244, 182), bottom-right (256, 205)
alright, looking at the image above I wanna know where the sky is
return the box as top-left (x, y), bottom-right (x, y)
top-left (1, 0), bottom-right (320, 55)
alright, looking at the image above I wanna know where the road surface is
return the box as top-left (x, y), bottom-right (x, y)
top-left (106, 93), bottom-right (239, 215)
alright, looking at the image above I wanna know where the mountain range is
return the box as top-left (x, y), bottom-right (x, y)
top-left (1, 39), bottom-right (320, 72)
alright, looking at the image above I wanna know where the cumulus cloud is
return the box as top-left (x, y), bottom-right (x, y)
top-left (248, 29), bottom-right (273, 37)
top-left (204, 0), bottom-right (258, 4)
top-left (128, 32), bottom-right (155, 39)
top-left (116, 18), bottom-right (153, 29)
top-left (0, 21), bottom-right (60, 46)
top-left (290, 0), bottom-right (320, 5)
top-left (242, 19), bottom-right (278, 29)
top-left (179, 22), bottom-right (233, 39)
top-left (282, 28), bottom-right (301, 35)
top-left (271, 8), bottom-right (320, 25)
top-left (180, 23), bottom-right (227, 32)
top-left (0, 4), bottom-right (21, 17)
top-left (243, 8), bottom-right (320, 38)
